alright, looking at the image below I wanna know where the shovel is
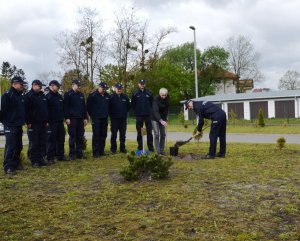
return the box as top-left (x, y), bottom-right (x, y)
top-left (170, 125), bottom-right (209, 156)
top-left (135, 127), bottom-right (149, 157)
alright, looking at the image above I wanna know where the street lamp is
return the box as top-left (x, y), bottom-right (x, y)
top-left (189, 26), bottom-right (198, 99)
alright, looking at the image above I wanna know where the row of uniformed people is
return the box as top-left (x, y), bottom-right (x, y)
top-left (1, 77), bottom-right (170, 175)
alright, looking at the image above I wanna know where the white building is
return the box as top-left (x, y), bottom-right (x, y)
top-left (183, 90), bottom-right (300, 120)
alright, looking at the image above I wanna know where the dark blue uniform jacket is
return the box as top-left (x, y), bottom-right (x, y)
top-left (0, 87), bottom-right (25, 127)
top-left (193, 101), bottom-right (226, 131)
top-left (46, 90), bottom-right (64, 122)
top-left (25, 90), bottom-right (49, 124)
top-left (64, 89), bottom-right (87, 119)
top-left (131, 89), bottom-right (152, 116)
top-left (87, 91), bottom-right (110, 120)
top-left (109, 93), bottom-right (130, 119)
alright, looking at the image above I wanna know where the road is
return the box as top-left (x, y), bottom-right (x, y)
top-left (1, 132), bottom-right (300, 148)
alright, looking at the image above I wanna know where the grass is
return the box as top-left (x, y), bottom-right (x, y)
top-left (1, 140), bottom-right (300, 240)
top-left (84, 121), bottom-right (300, 134)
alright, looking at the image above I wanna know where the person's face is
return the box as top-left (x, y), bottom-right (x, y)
top-left (187, 101), bottom-right (193, 110)
top-left (160, 92), bottom-right (167, 99)
top-left (116, 88), bottom-right (123, 94)
top-left (72, 84), bottom-right (80, 92)
top-left (50, 85), bottom-right (59, 93)
top-left (98, 87), bottom-right (105, 94)
top-left (138, 83), bottom-right (145, 90)
top-left (32, 83), bottom-right (42, 92)
top-left (12, 82), bottom-right (23, 92)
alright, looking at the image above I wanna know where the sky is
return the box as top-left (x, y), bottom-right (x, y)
top-left (1, 0), bottom-right (300, 90)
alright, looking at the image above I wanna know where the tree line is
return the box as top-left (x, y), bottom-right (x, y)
top-left (55, 6), bottom-right (262, 104)
top-left (1, 6), bottom-right (266, 104)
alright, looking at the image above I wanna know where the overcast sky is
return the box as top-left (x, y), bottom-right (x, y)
top-left (1, 0), bottom-right (300, 89)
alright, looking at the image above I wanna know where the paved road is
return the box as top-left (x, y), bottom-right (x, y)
top-left (1, 132), bottom-right (300, 148)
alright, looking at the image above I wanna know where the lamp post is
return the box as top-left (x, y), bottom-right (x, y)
top-left (189, 26), bottom-right (198, 99)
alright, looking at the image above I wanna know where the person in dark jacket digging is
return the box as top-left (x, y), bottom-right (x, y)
top-left (151, 88), bottom-right (170, 155)
top-left (185, 99), bottom-right (227, 159)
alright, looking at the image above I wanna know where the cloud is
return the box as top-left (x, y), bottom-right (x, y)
top-left (1, 0), bottom-right (300, 89)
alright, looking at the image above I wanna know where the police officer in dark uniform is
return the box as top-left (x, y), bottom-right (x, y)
top-left (87, 82), bottom-right (110, 158)
top-left (1, 76), bottom-right (26, 175)
top-left (131, 79), bottom-right (154, 152)
top-left (185, 99), bottom-right (227, 159)
top-left (109, 83), bottom-right (130, 154)
top-left (46, 80), bottom-right (66, 163)
top-left (25, 79), bottom-right (49, 167)
top-left (64, 80), bottom-right (88, 160)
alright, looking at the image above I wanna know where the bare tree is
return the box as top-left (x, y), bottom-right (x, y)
top-left (36, 71), bottom-right (63, 85)
top-left (226, 35), bottom-right (263, 93)
top-left (55, 7), bottom-right (106, 83)
top-left (278, 70), bottom-right (300, 90)
top-left (110, 6), bottom-right (141, 92)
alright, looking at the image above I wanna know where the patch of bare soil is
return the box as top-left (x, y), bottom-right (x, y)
top-left (172, 153), bottom-right (202, 161)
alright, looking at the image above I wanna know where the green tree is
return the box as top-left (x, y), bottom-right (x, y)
top-left (199, 46), bottom-right (229, 96)
top-left (1, 61), bottom-right (26, 79)
top-left (61, 70), bottom-right (94, 97)
top-left (0, 76), bottom-right (11, 94)
top-left (258, 108), bottom-right (265, 127)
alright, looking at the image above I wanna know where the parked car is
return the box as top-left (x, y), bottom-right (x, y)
top-left (0, 122), bottom-right (4, 135)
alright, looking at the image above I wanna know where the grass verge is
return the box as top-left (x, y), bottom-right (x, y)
top-left (1, 141), bottom-right (300, 240)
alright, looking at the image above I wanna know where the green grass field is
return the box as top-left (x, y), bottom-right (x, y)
top-left (85, 121), bottom-right (300, 134)
top-left (1, 140), bottom-right (300, 240)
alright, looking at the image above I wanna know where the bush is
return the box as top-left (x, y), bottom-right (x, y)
top-left (277, 137), bottom-right (286, 150)
top-left (178, 110), bottom-right (186, 127)
top-left (258, 108), bottom-right (265, 127)
top-left (229, 109), bottom-right (237, 126)
top-left (120, 152), bottom-right (173, 181)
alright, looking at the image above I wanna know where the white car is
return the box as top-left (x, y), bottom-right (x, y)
top-left (0, 122), bottom-right (4, 135)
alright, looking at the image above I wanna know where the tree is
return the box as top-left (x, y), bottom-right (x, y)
top-left (61, 70), bottom-right (94, 97)
top-left (1, 61), bottom-right (26, 79)
top-left (0, 76), bottom-right (11, 94)
top-left (36, 71), bottom-right (62, 86)
top-left (55, 7), bottom-right (106, 83)
top-left (278, 70), bottom-right (300, 90)
top-left (110, 6), bottom-right (141, 92)
top-left (226, 35), bottom-right (263, 93)
top-left (199, 46), bottom-right (229, 96)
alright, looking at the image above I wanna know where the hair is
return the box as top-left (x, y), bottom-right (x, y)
top-left (159, 88), bottom-right (168, 95)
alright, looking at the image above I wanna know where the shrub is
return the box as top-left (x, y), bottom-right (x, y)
top-left (229, 109), bottom-right (237, 126)
top-left (277, 137), bottom-right (286, 150)
top-left (193, 126), bottom-right (203, 142)
top-left (178, 110), bottom-right (185, 127)
top-left (258, 108), bottom-right (265, 127)
top-left (120, 152), bottom-right (173, 181)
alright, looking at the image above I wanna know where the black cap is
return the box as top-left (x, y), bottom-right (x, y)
top-left (11, 76), bottom-right (26, 85)
top-left (72, 79), bottom-right (81, 86)
top-left (99, 82), bottom-right (108, 89)
top-left (49, 80), bottom-right (61, 87)
top-left (138, 79), bottom-right (146, 84)
top-left (114, 83), bottom-right (123, 89)
top-left (32, 79), bottom-right (46, 87)
top-left (184, 99), bottom-right (192, 110)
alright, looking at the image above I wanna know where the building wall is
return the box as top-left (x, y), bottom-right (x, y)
top-left (268, 100), bottom-right (275, 118)
top-left (215, 80), bottom-right (236, 95)
top-left (183, 98), bottom-right (299, 120)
